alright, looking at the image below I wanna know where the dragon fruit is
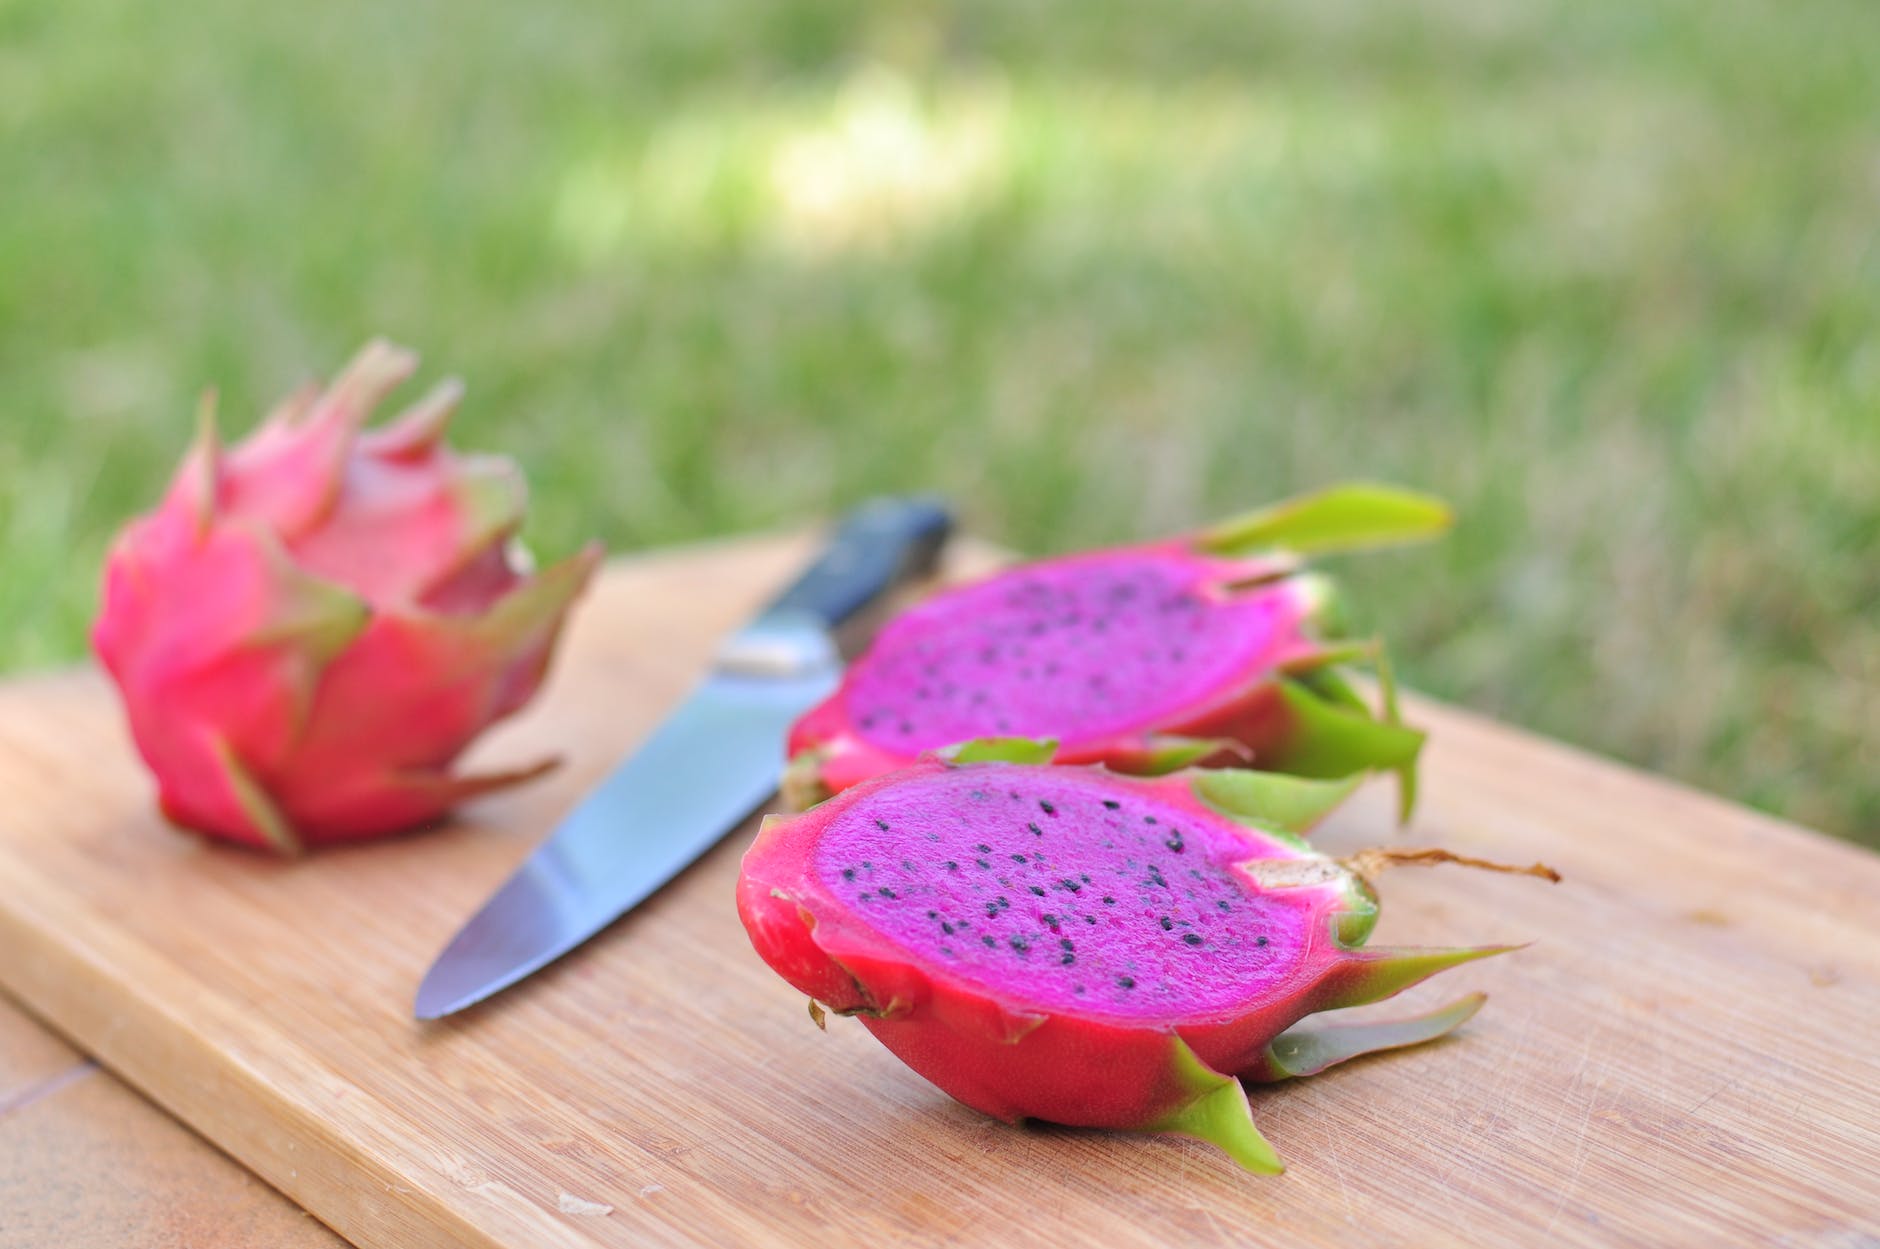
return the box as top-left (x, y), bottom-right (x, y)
top-left (93, 340), bottom-right (601, 853)
top-left (784, 485), bottom-right (1451, 816)
top-left (739, 742), bottom-right (1552, 1171)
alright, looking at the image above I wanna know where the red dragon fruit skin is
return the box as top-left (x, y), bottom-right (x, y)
top-left (784, 485), bottom-right (1451, 817)
top-left (738, 745), bottom-right (1522, 1172)
top-left (92, 341), bottom-right (601, 853)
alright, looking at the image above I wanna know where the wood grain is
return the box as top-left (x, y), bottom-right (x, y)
top-left (0, 532), bottom-right (1876, 1248)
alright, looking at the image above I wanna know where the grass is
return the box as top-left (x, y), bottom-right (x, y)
top-left (1, 0), bottom-right (1876, 843)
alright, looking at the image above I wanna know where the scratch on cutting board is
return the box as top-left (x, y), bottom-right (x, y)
top-left (558, 1192), bottom-right (614, 1217)
top-left (1321, 1112), bottom-right (1357, 1226)
top-left (1540, 1029), bottom-right (1604, 1237)
top-left (1684, 1077), bottom-right (1738, 1117)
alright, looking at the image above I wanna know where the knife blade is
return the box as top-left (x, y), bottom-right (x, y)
top-left (414, 497), bottom-right (953, 1019)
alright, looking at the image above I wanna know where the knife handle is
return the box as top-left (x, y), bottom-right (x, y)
top-left (765, 496), bottom-right (954, 629)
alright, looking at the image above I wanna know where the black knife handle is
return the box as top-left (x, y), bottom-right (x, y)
top-left (765, 496), bottom-right (954, 629)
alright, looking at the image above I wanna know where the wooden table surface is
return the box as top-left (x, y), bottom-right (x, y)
top-left (1, 533), bottom-right (1877, 1248)
top-left (0, 994), bottom-right (340, 1248)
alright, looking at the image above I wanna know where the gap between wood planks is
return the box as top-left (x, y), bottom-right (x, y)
top-left (0, 1059), bottom-right (98, 1119)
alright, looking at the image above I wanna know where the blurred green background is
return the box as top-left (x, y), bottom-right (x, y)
top-left (2, 0), bottom-right (1875, 844)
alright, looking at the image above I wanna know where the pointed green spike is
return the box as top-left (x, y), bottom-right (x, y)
top-left (1291, 662), bottom-right (1372, 712)
top-left (369, 377), bottom-right (464, 460)
top-left (1323, 945), bottom-right (1518, 1011)
top-left (390, 757), bottom-right (560, 806)
top-left (780, 749), bottom-right (835, 811)
top-left (206, 737), bottom-right (302, 856)
top-left (260, 380), bottom-right (320, 433)
top-left (1197, 484), bottom-right (1454, 558)
top-left (1282, 641), bottom-right (1376, 679)
top-left (185, 390), bottom-right (222, 540)
top-left (440, 456), bottom-right (528, 564)
top-left (1248, 993), bottom-right (1487, 1082)
top-left (1369, 646), bottom-right (1419, 822)
top-left (318, 339), bottom-right (419, 434)
top-left (1264, 679), bottom-right (1425, 788)
top-left (1136, 735), bottom-right (1245, 774)
top-left (475, 543), bottom-right (602, 648)
top-left (1192, 769), bottom-right (1359, 836)
top-left (943, 736), bottom-right (1059, 765)
top-left (241, 532), bottom-right (370, 661)
top-left (1275, 647), bottom-right (1422, 821)
top-left (1147, 1040), bottom-right (1284, 1174)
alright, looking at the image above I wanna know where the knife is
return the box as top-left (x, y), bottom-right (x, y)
top-left (414, 497), bottom-right (953, 1019)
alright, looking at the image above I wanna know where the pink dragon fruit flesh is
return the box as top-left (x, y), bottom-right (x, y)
top-left (93, 340), bottom-right (601, 853)
top-left (739, 739), bottom-right (1556, 1172)
top-left (786, 485), bottom-right (1452, 816)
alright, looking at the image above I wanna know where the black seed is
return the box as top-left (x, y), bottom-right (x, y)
top-left (1042, 913), bottom-right (1059, 929)
top-left (1009, 935), bottom-right (1030, 955)
top-left (1165, 831), bottom-right (1185, 853)
top-left (1143, 815), bottom-right (1157, 825)
top-left (875, 818), bottom-right (891, 831)
top-left (1039, 801), bottom-right (1056, 816)
top-left (878, 887), bottom-right (896, 899)
top-left (976, 858), bottom-right (991, 870)
top-left (1061, 953), bottom-right (1076, 966)
top-left (902, 858), bottom-right (917, 872)
top-left (945, 861), bottom-right (960, 872)
top-left (983, 936), bottom-right (998, 948)
top-left (1159, 916), bottom-right (1173, 931)
top-left (1085, 915), bottom-right (1098, 925)
top-left (1256, 936), bottom-right (1270, 947)
top-left (927, 910), bottom-right (939, 919)
top-left (1102, 896), bottom-right (1116, 905)
top-left (1117, 976), bottom-right (1136, 990)
top-left (1028, 822), bottom-right (1044, 837)
top-left (862, 860), bottom-right (873, 869)
top-left (1102, 800), bottom-right (1121, 810)
top-left (1029, 885), bottom-right (1046, 897)
top-left (1217, 900), bottom-right (1232, 912)
top-left (1183, 933), bottom-right (1204, 946)
top-left (1059, 939), bottom-right (1075, 951)
top-left (942, 921), bottom-right (955, 935)
top-left (997, 896), bottom-right (1010, 909)
top-left (1011, 853), bottom-right (1027, 863)
top-left (986, 902), bottom-right (1001, 918)
top-left (841, 868), bottom-right (856, 881)
top-left (976, 844), bottom-right (993, 854)
top-left (1060, 879), bottom-right (1082, 893)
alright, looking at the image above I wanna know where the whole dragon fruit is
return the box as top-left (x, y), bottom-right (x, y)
top-left (739, 742), bottom-right (1552, 1171)
top-left (93, 341), bottom-right (601, 853)
top-left (784, 485), bottom-right (1450, 816)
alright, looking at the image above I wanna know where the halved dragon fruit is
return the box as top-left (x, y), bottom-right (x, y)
top-left (784, 485), bottom-right (1450, 816)
top-left (738, 743), bottom-right (1549, 1172)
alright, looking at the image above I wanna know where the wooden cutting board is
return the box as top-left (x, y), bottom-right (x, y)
top-left (1, 532), bottom-right (1876, 1248)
